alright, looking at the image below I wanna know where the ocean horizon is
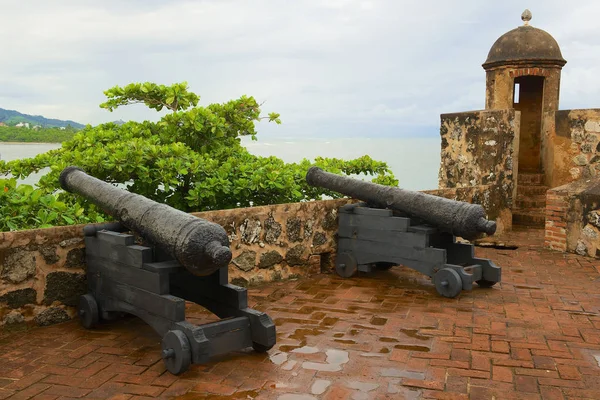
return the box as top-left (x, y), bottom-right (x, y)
top-left (1, 136), bottom-right (442, 191)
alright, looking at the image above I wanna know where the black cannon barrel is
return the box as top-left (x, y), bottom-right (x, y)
top-left (60, 166), bottom-right (232, 276)
top-left (306, 167), bottom-right (496, 239)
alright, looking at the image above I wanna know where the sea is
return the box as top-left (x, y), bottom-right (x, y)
top-left (0, 137), bottom-right (442, 190)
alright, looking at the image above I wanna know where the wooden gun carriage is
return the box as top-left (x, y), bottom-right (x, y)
top-left (60, 167), bottom-right (275, 375)
top-left (306, 167), bottom-right (501, 298)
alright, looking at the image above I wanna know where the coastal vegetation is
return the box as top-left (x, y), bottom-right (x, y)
top-left (0, 125), bottom-right (78, 143)
top-left (0, 82), bottom-right (397, 232)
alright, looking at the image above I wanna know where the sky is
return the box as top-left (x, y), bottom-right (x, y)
top-left (1, 0), bottom-right (599, 138)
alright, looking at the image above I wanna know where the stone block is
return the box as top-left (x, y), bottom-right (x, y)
top-left (573, 155), bottom-right (588, 166)
top-left (35, 307), bottom-right (70, 326)
top-left (65, 247), bottom-right (86, 268)
top-left (286, 218), bottom-right (302, 242)
top-left (259, 251), bottom-right (283, 269)
top-left (43, 272), bottom-right (86, 307)
top-left (286, 245), bottom-right (308, 266)
top-left (232, 250), bottom-right (256, 272)
top-left (584, 120), bottom-right (600, 133)
top-left (304, 219), bottom-right (314, 238)
top-left (321, 209), bottom-right (338, 231)
top-left (312, 232), bottom-right (327, 246)
top-left (3, 311), bottom-right (25, 326)
top-left (1, 250), bottom-right (36, 284)
top-left (0, 288), bottom-right (37, 308)
top-left (263, 214), bottom-right (282, 244)
top-left (240, 218), bottom-right (261, 244)
top-left (40, 246), bottom-right (60, 265)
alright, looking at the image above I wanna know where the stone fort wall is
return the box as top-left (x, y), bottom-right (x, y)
top-left (1, 186), bottom-right (507, 330)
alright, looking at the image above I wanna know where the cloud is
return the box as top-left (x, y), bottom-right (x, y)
top-left (0, 1), bottom-right (597, 137)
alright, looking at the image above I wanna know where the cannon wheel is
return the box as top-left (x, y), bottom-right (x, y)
top-left (161, 330), bottom-right (192, 375)
top-left (252, 342), bottom-right (274, 353)
top-left (476, 279), bottom-right (497, 288)
top-left (78, 294), bottom-right (99, 329)
top-left (434, 268), bottom-right (462, 298)
top-left (335, 253), bottom-right (358, 278)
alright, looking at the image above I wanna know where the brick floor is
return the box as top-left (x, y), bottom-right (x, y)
top-left (1, 228), bottom-right (599, 399)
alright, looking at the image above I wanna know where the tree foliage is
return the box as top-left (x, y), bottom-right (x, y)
top-left (0, 82), bottom-right (397, 231)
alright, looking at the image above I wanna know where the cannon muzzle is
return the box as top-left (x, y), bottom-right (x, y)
top-left (60, 166), bottom-right (232, 276)
top-left (306, 167), bottom-right (495, 240)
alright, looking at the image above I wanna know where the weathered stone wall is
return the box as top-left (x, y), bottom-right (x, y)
top-left (190, 199), bottom-right (351, 287)
top-left (543, 109), bottom-right (600, 188)
top-left (545, 178), bottom-right (600, 258)
top-left (0, 225), bottom-right (87, 329)
top-left (0, 199), bottom-right (350, 330)
top-left (484, 66), bottom-right (562, 112)
top-left (438, 109), bottom-right (519, 232)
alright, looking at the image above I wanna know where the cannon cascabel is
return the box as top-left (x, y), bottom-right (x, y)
top-left (305, 167), bottom-right (496, 240)
top-left (59, 166), bottom-right (232, 276)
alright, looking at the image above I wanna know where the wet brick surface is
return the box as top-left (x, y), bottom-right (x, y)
top-left (1, 228), bottom-right (599, 399)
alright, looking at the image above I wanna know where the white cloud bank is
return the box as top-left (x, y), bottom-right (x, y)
top-left (0, 0), bottom-right (598, 138)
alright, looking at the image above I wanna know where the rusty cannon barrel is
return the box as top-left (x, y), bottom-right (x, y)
top-left (59, 166), bottom-right (232, 276)
top-left (305, 167), bottom-right (496, 240)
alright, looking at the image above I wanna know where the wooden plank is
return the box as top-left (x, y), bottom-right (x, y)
top-left (337, 225), bottom-right (429, 247)
top-left (339, 247), bottom-right (440, 277)
top-left (170, 272), bottom-right (248, 310)
top-left (445, 243), bottom-right (475, 264)
top-left (352, 207), bottom-right (392, 217)
top-left (99, 276), bottom-right (185, 322)
top-left (100, 296), bottom-right (175, 337)
top-left (87, 254), bottom-right (169, 294)
top-left (143, 260), bottom-right (183, 274)
top-left (338, 238), bottom-right (447, 266)
top-left (85, 237), bottom-right (152, 268)
top-left (201, 317), bottom-right (249, 338)
top-left (339, 214), bottom-right (410, 232)
top-left (408, 225), bottom-right (438, 234)
top-left (97, 230), bottom-right (135, 246)
top-left (207, 322), bottom-right (253, 357)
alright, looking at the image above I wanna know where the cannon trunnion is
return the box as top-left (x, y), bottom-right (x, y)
top-left (61, 168), bottom-right (276, 375)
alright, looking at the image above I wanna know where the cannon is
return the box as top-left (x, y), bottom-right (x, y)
top-left (60, 167), bottom-right (275, 375)
top-left (305, 167), bottom-right (501, 298)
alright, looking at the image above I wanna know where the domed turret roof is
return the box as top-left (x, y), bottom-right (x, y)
top-left (483, 10), bottom-right (566, 70)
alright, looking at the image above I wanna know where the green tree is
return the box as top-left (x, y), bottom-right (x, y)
top-left (0, 82), bottom-right (397, 231)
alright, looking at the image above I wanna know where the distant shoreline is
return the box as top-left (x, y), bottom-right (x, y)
top-left (0, 141), bottom-right (62, 144)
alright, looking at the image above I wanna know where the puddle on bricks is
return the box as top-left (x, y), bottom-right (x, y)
top-left (334, 339), bottom-right (357, 345)
top-left (277, 395), bottom-right (318, 400)
top-left (292, 346), bottom-right (320, 354)
top-left (270, 352), bottom-right (289, 365)
top-left (174, 390), bottom-right (260, 400)
top-left (278, 327), bottom-right (324, 352)
top-left (393, 344), bottom-right (431, 352)
top-left (399, 329), bottom-right (431, 341)
top-left (347, 381), bottom-right (379, 392)
top-left (370, 316), bottom-right (387, 326)
top-left (514, 285), bottom-right (542, 290)
top-left (381, 368), bottom-right (426, 379)
top-left (301, 349), bottom-right (350, 372)
top-left (311, 379), bottom-right (331, 395)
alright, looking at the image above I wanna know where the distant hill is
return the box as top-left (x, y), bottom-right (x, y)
top-left (0, 108), bottom-right (85, 129)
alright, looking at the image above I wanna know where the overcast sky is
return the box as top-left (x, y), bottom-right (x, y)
top-left (1, 0), bottom-right (598, 138)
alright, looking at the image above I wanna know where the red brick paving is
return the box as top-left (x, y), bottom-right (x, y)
top-left (1, 228), bottom-right (599, 399)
